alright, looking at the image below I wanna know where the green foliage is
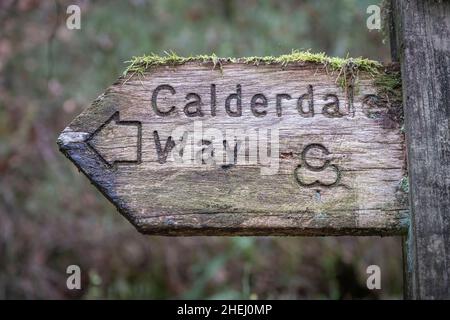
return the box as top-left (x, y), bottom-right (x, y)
top-left (182, 238), bottom-right (256, 299)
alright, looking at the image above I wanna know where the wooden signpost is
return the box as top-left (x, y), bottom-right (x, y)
top-left (58, 56), bottom-right (408, 236)
top-left (391, 0), bottom-right (450, 300)
top-left (57, 0), bottom-right (450, 299)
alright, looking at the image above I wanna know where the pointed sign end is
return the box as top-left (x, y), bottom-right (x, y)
top-left (57, 128), bottom-right (90, 148)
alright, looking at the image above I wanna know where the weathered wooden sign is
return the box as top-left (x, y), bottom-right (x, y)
top-left (58, 54), bottom-right (408, 236)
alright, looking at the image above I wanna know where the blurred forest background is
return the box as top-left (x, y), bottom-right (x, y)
top-left (0, 0), bottom-right (403, 299)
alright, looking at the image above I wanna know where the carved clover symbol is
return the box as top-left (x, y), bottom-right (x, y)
top-left (294, 143), bottom-right (341, 188)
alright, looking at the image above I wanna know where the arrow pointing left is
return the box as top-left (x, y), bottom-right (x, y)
top-left (86, 112), bottom-right (142, 167)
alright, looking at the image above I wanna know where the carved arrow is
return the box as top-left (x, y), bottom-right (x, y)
top-left (86, 112), bottom-right (142, 167)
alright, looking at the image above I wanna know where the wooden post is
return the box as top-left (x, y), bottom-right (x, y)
top-left (392, 0), bottom-right (450, 299)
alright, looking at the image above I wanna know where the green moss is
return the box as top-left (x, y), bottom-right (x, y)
top-left (240, 51), bottom-right (381, 74)
top-left (399, 176), bottom-right (409, 193)
top-left (123, 51), bottom-right (230, 75)
top-left (373, 67), bottom-right (404, 125)
top-left (123, 50), bottom-right (382, 77)
top-left (374, 70), bottom-right (402, 98)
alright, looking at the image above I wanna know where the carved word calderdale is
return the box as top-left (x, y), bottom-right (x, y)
top-left (151, 84), bottom-right (351, 118)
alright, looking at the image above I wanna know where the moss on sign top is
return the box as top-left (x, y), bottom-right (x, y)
top-left (123, 50), bottom-right (382, 76)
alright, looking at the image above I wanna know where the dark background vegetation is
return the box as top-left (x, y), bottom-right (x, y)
top-left (0, 0), bottom-right (403, 299)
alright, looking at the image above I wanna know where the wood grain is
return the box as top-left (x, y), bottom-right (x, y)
top-left (58, 62), bottom-right (408, 236)
top-left (393, 0), bottom-right (450, 299)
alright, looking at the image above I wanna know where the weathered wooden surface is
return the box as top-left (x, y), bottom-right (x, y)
top-left (392, 0), bottom-right (450, 299)
top-left (58, 62), bottom-right (408, 235)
